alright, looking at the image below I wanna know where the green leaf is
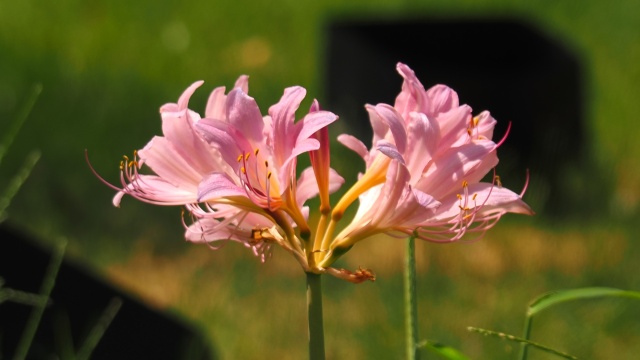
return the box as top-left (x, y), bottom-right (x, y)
top-left (417, 340), bottom-right (470, 360)
top-left (528, 287), bottom-right (640, 316)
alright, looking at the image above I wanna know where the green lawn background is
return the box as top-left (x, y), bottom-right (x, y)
top-left (1, 0), bottom-right (639, 358)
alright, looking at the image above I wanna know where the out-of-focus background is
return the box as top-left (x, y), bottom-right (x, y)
top-left (1, 0), bottom-right (639, 358)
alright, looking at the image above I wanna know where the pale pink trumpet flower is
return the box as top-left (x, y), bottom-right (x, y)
top-left (90, 76), bottom-right (344, 266)
top-left (318, 63), bottom-right (533, 267)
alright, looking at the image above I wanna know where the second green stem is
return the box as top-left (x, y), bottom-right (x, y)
top-left (405, 236), bottom-right (420, 360)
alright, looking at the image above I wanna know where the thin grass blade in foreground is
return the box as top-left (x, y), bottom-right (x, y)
top-left (0, 277), bottom-right (49, 307)
top-left (76, 297), bottom-right (123, 360)
top-left (0, 84), bottom-right (42, 165)
top-left (13, 240), bottom-right (66, 360)
top-left (0, 150), bottom-right (41, 222)
top-left (468, 327), bottom-right (577, 359)
top-left (520, 287), bottom-right (640, 359)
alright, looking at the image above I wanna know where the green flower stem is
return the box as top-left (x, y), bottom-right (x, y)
top-left (519, 315), bottom-right (533, 360)
top-left (405, 236), bottom-right (420, 360)
top-left (306, 272), bottom-right (325, 360)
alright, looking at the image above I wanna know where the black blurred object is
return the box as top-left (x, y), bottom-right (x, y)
top-left (326, 18), bottom-right (588, 217)
top-left (0, 223), bottom-right (215, 360)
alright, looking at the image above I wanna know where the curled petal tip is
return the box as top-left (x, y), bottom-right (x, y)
top-left (323, 266), bottom-right (376, 284)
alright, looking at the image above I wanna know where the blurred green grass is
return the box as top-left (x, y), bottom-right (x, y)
top-left (1, 0), bottom-right (639, 358)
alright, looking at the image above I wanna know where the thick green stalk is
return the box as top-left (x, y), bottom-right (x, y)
top-left (306, 272), bottom-right (325, 360)
top-left (404, 236), bottom-right (420, 360)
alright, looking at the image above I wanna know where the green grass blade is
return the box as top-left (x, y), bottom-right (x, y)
top-left (0, 149), bottom-right (41, 221)
top-left (13, 239), bottom-right (66, 360)
top-left (0, 286), bottom-right (49, 307)
top-left (468, 327), bottom-right (577, 359)
top-left (0, 83), bottom-right (42, 166)
top-left (527, 287), bottom-right (640, 317)
top-left (417, 340), bottom-right (470, 360)
top-left (76, 297), bottom-right (123, 360)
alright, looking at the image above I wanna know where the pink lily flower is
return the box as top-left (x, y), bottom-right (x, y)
top-left (91, 77), bottom-right (343, 264)
top-left (319, 63), bottom-right (533, 267)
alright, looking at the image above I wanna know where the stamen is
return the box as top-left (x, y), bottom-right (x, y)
top-left (254, 148), bottom-right (260, 156)
top-left (244, 152), bottom-right (251, 161)
top-left (496, 121), bottom-right (512, 147)
top-left (520, 169), bottom-right (530, 198)
top-left (251, 228), bottom-right (263, 241)
top-left (237, 154), bottom-right (243, 162)
top-left (495, 175), bottom-right (503, 188)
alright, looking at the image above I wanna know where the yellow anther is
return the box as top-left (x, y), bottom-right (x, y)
top-left (251, 228), bottom-right (263, 241)
top-left (128, 160), bottom-right (135, 168)
top-left (237, 154), bottom-right (243, 162)
top-left (472, 193), bottom-right (478, 201)
top-left (495, 176), bottom-right (502, 187)
top-left (462, 180), bottom-right (468, 188)
top-left (456, 194), bottom-right (462, 200)
top-left (244, 153), bottom-right (251, 161)
top-left (473, 116), bottom-right (479, 127)
top-left (254, 148), bottom-right (260, 156)
top-left (264, 160), bottom-right (269, 168)
top-left (267, 172), bottom-right (272, 179)
top-left (241, 167), bottom-right (246, 174)
top-left (119, 161), bottom-right (124, 170)
top-left (133, 149), bottom-right (138, 157)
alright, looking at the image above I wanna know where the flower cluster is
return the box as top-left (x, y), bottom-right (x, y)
top-left (92, 63), bottom-right (532, 282)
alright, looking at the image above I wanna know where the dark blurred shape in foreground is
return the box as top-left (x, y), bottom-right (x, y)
top-left (0, 223), bottom-right (216, 360)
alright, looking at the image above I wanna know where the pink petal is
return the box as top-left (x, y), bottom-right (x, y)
top-left (234, 75), bottom-right (249, 93)
top-left (431, 183), bottom-right (533, 222)
top-left (436, 105), bottom-right (473, 152)
top-left (205, 86), bottom-right (228, 119)
top-left (226, 89), bottom-right (264, 144)
top-left (296, 167), bottom-right (345, 206)
top-left (376, 140), bottom-right (405, 164)
top-left (296, 110), bottom-right (339, 143)
top-left (394, 63), bottom-right (427, 118)
top-left (417, 140), bottom-right (498, 198)
top-left (424, 84), bottom-right (459, 118)
top-left (160, 110), bottom-right (225, 177)
top-left (473, 110), bottom-right (497, 141)
top-left (270, 86), bottom-right (307, 155)
top-left (195, 119), bottom-right (243, 172)
top-left (404, 112), bottom-right (439, 182)
top-left (198, 172), bottom-right (246, 201)
top-left (138, 136), bottom-right (202, 190)
top-left (337, 134), bottom-right (369, 161)
top-left (373, 104), bottom-right (407, 154)
top-left (160, 81), bottom-right (204, 114)
top-left (365, 104), bottom-right (390, 149)
top-left (113, 174), bottom-right (197, 206)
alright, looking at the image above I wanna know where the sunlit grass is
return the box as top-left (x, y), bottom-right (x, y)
top-left (101, 219), bottom-right (639, 358)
